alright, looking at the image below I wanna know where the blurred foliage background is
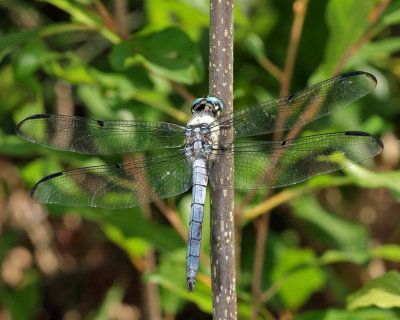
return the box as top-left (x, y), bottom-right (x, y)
top-left (0, 0), bottom-right (400, 319)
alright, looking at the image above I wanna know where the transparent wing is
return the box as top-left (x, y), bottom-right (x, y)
top-left (31, 150), bottom-right (192, 208)
top-left (210, 131), bottom-right (383, 189)
top-left (16, 114), bottom-right (186, 155)
top-left (210, 72), bottom-right (377, 139)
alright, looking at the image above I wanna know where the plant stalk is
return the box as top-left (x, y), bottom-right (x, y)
top-left (209, 0), bottom-right (237, 318)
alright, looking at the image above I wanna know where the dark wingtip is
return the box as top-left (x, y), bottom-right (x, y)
top-left (341, 71), bottom-right (377, 86)
top-left (345, 131), bottom-right (384, 150)
top-left (31, 171), bottom-right (63, 199)
top-left (16, 114), bottom-right (51, 133)
top-left (187, 279), bottom-right (195, 293)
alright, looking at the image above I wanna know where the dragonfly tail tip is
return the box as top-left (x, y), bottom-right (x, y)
top-left (187, 279), bottom-right (195, 293)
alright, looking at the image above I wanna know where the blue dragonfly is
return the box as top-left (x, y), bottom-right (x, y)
top-left (16, 71), bottom-right (383, 292)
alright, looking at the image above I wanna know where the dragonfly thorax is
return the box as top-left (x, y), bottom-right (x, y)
top-left (184, 121), bottom-right (215, 162)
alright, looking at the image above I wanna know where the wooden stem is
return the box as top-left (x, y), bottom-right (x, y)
top-left (209, 0), bottom-right (237, 318)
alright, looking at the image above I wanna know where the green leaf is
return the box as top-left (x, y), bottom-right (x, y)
top-left (101, 210), bottom-right (185, 253)
top-left (375, 1), bottom-right (400, 30)
top-left (14, 40), bottom-right (57, 79)
top-left (0, 30), bottom-right (39, 62)
top-left (271, 248), bottom-right (325, 309)
top-left (158, 251), bottom-right (187, 314)
top-left (43, 54), bottom-right (96, 84)
top-left (134, 90), bottom-right (189, 123)
top-left (110, 27), bottom-right (203, 84)
top-left (103, 224), bottom-right (151, 258)
top-left (312, 0), bottom-right (375, 80)
top-left (293, 307), bottom-right (400, 320)
top-left (145, 0), bottom-right (210, 39)
top-left (147, 266), bottom-right (212, 314)
top-left (370, 245), bottom-right (400, 262)
top-left (319, 250), bottom-right (368, 265)
top-left (346, 38), bottom-right (400, 68)
top-left (38, 0), bottom-right (120, 43)
top-left (347, 271), bottom-right (400, 310)
top-left (343, 165), bottom-right (400, 201)
top-left (291, 195), bottom-right (368, 252)
top-left (39, 0), bottom-right (102, 27)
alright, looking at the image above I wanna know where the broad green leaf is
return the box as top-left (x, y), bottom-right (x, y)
top-left (0, 30), bottom-right (39, 62)
top-left (110, 28), bottom-right (203, 84)
top-left (145, 0), bottom-right (209, 38)
top-left (39, 0), bottom-right (102, 26)
top-left (103, 224), bottom-right (150, 258)
top-left (271, 248), bottom-right (325, 309)
top-left (242, 33), bottom-right (266, 59)
top-left (319, 250), bottom-right (368, 265)
top-left (375, 1), bottom-right (400, 30)
top-left (346, 38), bottom-right (400, 69)
top-left (101, 210), bottom-right (185, 253)
top-left (347, 271), bottom-right (400, 310)
top-left (0, 66), bottom-right (34, 115)
top-left (291, 195), bottom-right (368, 251)
top-left (0, 133), bottom-right (45, 157)
top-left (13, 40), bottom-right (57, 79)
top-left (293, 307), bottom-right (400, 320)
top-left (78, 84), bottom-right (115, 119)
top-left (146, 266), bottom-right (213, 314)
top-left (43, 54), bottom-right (96, 84)
top-left (134, 90), bottom-right (189, 123)
top-left (343, 165), bottom-right (400, 201)
top-left (158, 252), bottom-right (187, 314)
top-left (38, 0), bottom-right (120, 43)
top-left (370, 245), bottom-right (400, 262)
top-left (312, 0), bottom-right (375, 81)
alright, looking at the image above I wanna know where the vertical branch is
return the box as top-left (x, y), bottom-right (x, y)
top-left (279, 0), bottom-right (309, 98)
top-left (113, 0), bottom-right (128, 39)
top-left (250, 1), bottom-right (308, 318)
top-left (209, 0), bottom-right (237, 319)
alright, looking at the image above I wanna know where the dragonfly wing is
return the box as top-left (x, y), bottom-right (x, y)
top-left (211, 72), bottom-right (376, 139)
top-left (32, 150), bottom-right (192, 208)
top-left (209, 131), bottom-right (383, 189)
top-left (16, 114), bottom-right (186, 155)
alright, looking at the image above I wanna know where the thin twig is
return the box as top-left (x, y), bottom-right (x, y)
top-left (257, 55), bottom-right (284, 81)
top-left (236, 0), bottom-right (310, 216)
top-left (209, 0), bottom-right (237, 318)
top-left (94, 0), bottom-right (117, 32)
top-left (279, 0), bottom-right (309, 99)
top-left (169, 80), bottom-right (197, 104)
top-left (113, 0), bottom-right (129, 39)
top-left (247, 4), bottom-right (308, 317)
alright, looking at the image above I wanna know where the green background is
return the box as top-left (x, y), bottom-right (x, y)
top-left (0, 0), bottom-right (400, 319)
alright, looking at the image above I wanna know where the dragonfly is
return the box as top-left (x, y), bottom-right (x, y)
top-left (16, 71), bottom-right (383, 292)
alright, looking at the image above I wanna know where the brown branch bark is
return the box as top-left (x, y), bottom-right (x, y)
top-left (209, 0), bottom-right (237, 318)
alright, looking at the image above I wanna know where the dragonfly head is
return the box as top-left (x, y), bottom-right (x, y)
top-left (191, 96), bottom-right (223, 117)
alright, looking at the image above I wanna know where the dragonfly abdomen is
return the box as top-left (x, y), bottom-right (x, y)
top-left (186, 158), bottom-right (208, 292)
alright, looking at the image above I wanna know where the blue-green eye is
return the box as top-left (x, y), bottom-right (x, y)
top-left (205, 97), bottom-right (223, 112)
top-left (191, 98), bottom-right (203, 108)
